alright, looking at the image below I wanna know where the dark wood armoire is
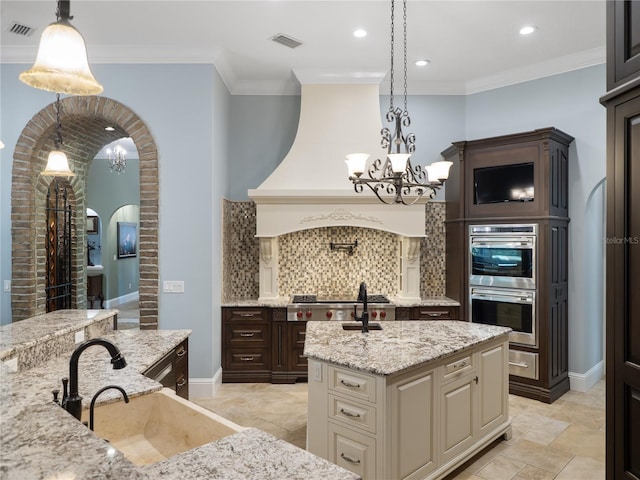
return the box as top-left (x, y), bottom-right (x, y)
top-left (600, 1), bottom-right (640, 479)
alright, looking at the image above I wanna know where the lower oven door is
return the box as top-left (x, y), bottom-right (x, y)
top-left (469, 287), bottom-right (537, 347)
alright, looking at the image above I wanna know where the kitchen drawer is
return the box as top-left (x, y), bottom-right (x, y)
top-left (329, 394), bottom-right (377, 434)
top-left (412, 305), bottom-right (459, 320)
top-left (328, 422), bottom-right (376, 480)
top-left (223, 307), bottom-right (269, 322)
top-left (440, 351), bottom-right (474, 383)
top-left (225, 348), bottom-right (270, 370)
top-left (329, 365), bottom-right (378, 403)
top-left (225, 323), bottom-right (269, 346)
top-left (509, 349), bottom-right (539, 380)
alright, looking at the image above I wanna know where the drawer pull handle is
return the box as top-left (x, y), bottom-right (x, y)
top-left (176, 348), bottom-right (187, 357)
top-left (509, 361), bottom-right (529, 368)
top-left (452, 360), bottom-right (468, 370)
top-left (239, 333), bottom-right (255, 337)
top-left (424, 311), bottom-right (444, 317)
top-left (177, 378), bottom-right (187, 387)
top-left (240, 356), bottom-right (255, 361)
top-left (340, 453), bottom-right (361, 464)
top-left (239, 313), bottom-right (255, 317)
top-left (340, 379), bottom-right (361, 389)
top-left (339, 408), bottom-right (361, 418)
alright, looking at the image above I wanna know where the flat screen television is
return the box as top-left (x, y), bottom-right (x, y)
top-left (474, 162), bottom-right (535, 204)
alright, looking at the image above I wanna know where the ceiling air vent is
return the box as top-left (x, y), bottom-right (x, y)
top-left (271, 33), bottom-right (302, 49)
top-left (8, 21), bottom-right (36, 37)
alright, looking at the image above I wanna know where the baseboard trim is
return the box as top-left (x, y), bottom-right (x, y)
top-left (105, 291), bottom-right (139, 309)
top-left (189, 367), bottom-right (222, 398)
top-left (569, 360), bottom-right (604, 392)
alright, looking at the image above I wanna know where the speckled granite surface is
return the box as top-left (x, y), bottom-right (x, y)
top-left (0, 309), bottom-right (118, 371)
top-left (304, 320), bottom-right (510, 376)
top-left (221, 296), bottom-right (459, 308)
top-left (0, 312), bottom-right (360, 480)
top-left (144, 428), bottom-right (358, 480)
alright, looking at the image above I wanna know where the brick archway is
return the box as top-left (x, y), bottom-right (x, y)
top-left (11, 96), bottom-right (158, 328)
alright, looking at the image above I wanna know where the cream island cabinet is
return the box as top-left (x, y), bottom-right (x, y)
top-left (304, 320), bottom-right (512, 480)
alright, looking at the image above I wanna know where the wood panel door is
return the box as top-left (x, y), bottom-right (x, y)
top-left (606, 92), bottom-right (640, 480)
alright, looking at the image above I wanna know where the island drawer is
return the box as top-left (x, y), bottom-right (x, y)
top-left (411, 305), bottom-right (459, 320)
top-left (328, 422), bottom-right (376, 480)
top-left (440, 351), bottom-right (474, 383)
top-left (223, 308), bottom-right (269, 322)
top-left (329, 394), bottom-right (377, 434)
top-left (328, 366), bottom-right (378, 403)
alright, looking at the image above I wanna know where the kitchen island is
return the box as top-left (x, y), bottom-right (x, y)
top-left (304, 320), bottom-right (512, 480)
top-left (0, 310), bottom-right (358, 480)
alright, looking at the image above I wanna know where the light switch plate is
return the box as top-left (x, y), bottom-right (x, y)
top-left (163, 281), bottom-right (185, 293)
top-left (75, 330), bottom-right (85, 343)
top-left (3, 280), bottom-right (10, 292)
top-left (313, 362), bottom-right (322, 382)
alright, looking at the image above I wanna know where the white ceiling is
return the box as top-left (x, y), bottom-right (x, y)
top-left (1, 0), bottom-right (606, 95)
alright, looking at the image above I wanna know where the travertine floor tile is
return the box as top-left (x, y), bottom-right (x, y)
top-left (500, 439), bottom-right (573, 474)
top-left (554, 455), bottom-right (606, 480)
top-left (512, 464), bottom-right (556, 480)
top-left (549, 423), bottom-right (606, 463)
top-left (476, 454), bottom-right (525, 480)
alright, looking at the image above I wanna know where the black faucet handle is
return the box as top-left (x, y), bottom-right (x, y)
top-left (52, 389), bottom-right (60, 404)
top-left (61, 377), bottom-right (69, 403)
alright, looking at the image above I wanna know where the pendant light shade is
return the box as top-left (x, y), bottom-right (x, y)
top-left (19, 1), bottom-right (103, 95)
top-left (42, 149), bottom-right (74, 177)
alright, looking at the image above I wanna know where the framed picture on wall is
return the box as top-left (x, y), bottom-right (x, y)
top-left (87, 216), bottom-right (99, 234)
top-left (117, 222), bottom-right (137, 259)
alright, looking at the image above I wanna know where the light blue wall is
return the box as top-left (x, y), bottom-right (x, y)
top-left (0, 63), bottom-right (224, 381)
top-left (464, 64), bottom-right (607, 375)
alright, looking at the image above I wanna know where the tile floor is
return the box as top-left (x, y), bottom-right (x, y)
top-left (115, 300), bottom-right (605, 479)
top-left (193, 380), bottom-right (606, 480)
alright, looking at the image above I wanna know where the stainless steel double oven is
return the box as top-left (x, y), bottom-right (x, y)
top-left (469, 224), bottom-right (537, 347)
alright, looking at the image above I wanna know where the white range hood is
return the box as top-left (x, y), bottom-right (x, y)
top-left (248, 70), bottom-right (425, 302)
top-left (248, 70), bottom-right (427, 238)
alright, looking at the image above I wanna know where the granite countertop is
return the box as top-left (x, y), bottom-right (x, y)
top-left (1, 314), bottom-right (359, 480)
top-left (221, 296), bottom-right (460, 308)
top-left (303, 320), bottom-right (510, 376)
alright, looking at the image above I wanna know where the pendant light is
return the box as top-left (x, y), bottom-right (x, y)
top-left (19, 0), bottom-right (103, 95)
top-left (346, 0), bottom-right (452, 205)
top-left (42, 94), bottom-right (74, 177)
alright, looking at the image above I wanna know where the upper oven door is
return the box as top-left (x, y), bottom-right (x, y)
top-left (469, 235), bottom-right (535, 289)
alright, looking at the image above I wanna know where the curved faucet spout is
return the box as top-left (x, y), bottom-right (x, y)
top-left (356, 282), bottom-right (369, 333)
top-left (64, 338), bottom-right (127, 421)
top-left (89, 385), bottom-right (129, 431)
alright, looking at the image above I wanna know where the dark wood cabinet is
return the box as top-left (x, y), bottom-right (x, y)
top-left (222, 307), bottom-right (272, 382)
top-left (395, 305), bottom-right (460, 321)
top-left (602, 2), bottom-right (640, 477)
top-left (443, 128), bottom-right (573, 403)
top-left (143, 338), bottom-right (189, 399)
top-left (87, 274), bottom-right (104, 309)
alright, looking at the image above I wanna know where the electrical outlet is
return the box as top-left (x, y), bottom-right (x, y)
top-left (75, 330), bottom-right (85, 343)
top-left (128, 283), bottom-right (131, 289)
top-left (313, 362), bottom-right (322, 382)
top-left (3, 357), bottom-right (17, 372)
top-left (3, 280), bottom-right (10, 292)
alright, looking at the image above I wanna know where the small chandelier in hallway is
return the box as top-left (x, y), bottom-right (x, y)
top-left (345, 0), bottom-right (452, 206)
top-left (107, 142), bottom-right (127, 174)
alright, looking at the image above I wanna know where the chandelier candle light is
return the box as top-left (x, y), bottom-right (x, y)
top-left (107, 142), bottom-right (127, 174)
top-left (345, 0), bottom-right (452, 206)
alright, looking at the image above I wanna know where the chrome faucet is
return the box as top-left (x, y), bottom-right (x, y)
top-left (60, 338), bottom-right (127, 421)
top-left (354, 281), bottom-right (370, 333)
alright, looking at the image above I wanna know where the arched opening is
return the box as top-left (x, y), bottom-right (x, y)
top-left (10, 96), bottom-right (159, 328)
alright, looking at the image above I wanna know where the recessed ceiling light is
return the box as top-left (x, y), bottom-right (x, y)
top-left (353, 29), bottom-right (367, 38)
top-left (104, 126), bottom-right (115, 131)
top-left (415, 59), bottom-right (431, 67)
top-left (519, 25), bottom-right (538, 35)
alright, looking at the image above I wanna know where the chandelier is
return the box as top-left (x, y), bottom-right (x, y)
top-left (345, 0), bottom-right (452, 206)
top-left (107, 142), bottom-right (127, 174)
top-left (19, 0), bottom-right (103, 95)
top-left (42, 93), bottom-right (74, 177)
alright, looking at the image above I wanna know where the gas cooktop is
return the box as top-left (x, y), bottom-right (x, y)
top-left (290, 294), bottom-right (390, 304)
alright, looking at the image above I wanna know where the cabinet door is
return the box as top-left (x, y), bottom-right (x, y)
top-left (388, 368), bottom-right (436, 480)
top-left (478, 342), bottom-right (508, 437)
top-left (440, 373), bottom-right (476, 464)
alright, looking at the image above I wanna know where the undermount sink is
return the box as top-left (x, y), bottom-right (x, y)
top-left (87, 265), bottom-right (103, 276)
top-left (81, 388), bottom-right (244, 466)
top-left (342, 322), bottom-right (383, 331)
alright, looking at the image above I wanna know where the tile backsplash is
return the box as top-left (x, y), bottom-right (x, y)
top-left (222, 200), bottom-right (446, 301)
